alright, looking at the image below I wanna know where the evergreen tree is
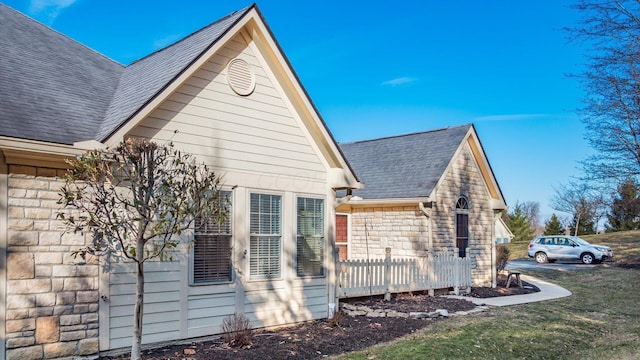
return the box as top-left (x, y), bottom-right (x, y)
top-left (606, 179), bottom-right (640, 232)
top-left (543, 214), bottom-right (565, 235)
top-left (568, 197), bottom-right (597, 235)
top-left (505, 202), bottom-right (535, 242)
top-left (569, 215), bottom-right (596, 235)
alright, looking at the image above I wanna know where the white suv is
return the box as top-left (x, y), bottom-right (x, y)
top-left (528, 235), bottom-right (613, 264)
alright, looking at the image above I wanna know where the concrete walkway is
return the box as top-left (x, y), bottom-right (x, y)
top-left (446, 275), bottom-right (572, 307)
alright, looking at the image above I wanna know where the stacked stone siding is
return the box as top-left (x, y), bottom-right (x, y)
top-left (5, 166), bottom-right (100, 359)
top-left (432, 144), bottom-right (494, 286)
top-left (349, 206), bottom-right (429, 259)
top-left (346, 144), bottom-right (495, 287)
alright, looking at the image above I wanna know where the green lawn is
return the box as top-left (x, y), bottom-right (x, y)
top-left (502, 241), bottom-right (529, 260)
top-left (504, 230), bottom-right (640, 266)
top-left (336, 231), bottom-right (640, 360)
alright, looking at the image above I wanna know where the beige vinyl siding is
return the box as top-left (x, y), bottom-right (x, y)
top-left (129, 34), bottom-right (324, 181)
top-left (107, 261), bottom-right (182, 349)
top-left (107, 34), bottom-right (332, 349)
top-left (186, 291), bottom-right (236, 338)
top-left (243, 283), bottom-right (327, 328)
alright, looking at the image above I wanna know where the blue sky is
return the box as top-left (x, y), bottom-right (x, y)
top-left (5, 0), bottom-right (592, 223)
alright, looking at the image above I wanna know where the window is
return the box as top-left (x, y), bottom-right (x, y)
top-left (193, 191), bottom-right (232, 284)
top-left (297, 197), bottom-right (325, 277)
top-left (335, 214), bottom-right (349, 261)
top-left (250, 193), bottom-right (282, 279)
top-left (456, 196), bottom-right (469, 210)
top-left (455, 196), bottom-right (469, 258)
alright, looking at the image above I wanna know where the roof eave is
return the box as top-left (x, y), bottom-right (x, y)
top-left (347, 197), bottom-right (430, 206)
top-left (0, 136), bottom-right (86, 168)
top-left (100, 5), bottom-right (256, 146)
top-left (248, 5), bottom-right (360, 185)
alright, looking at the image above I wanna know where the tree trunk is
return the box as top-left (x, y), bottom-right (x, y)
top-left (131, 257), bottom-right (144, 360)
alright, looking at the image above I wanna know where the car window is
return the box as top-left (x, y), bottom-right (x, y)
top-left (572, 237), bottom-right (590, 246)
top-left (545, 238), bottom-right (556, 245)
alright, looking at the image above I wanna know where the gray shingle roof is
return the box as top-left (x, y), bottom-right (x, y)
top-left (0, 3), bottom-right (252, 145)
top-left (339, 124), bottom-right (472, 199)
top-left (97, 7), bottom-right (251, 141)
top-left (0, 3), bottom-right (123, 144)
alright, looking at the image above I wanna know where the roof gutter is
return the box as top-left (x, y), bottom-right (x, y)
top-left (0, 137), bottom-right (84, 157)
top-left (0, 137), bottom-right (87, 169)
top-left (418, 201), bottom-right (434, 251)
top-left (346, 196), bottom-right (430, 206)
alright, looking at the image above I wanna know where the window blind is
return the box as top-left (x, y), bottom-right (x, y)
top-left (193, 191), bottom-right (232, 283)
top-left (249, 193), bottom-right (281, 279)
top-left (296, 197), bottom-right (325, 277)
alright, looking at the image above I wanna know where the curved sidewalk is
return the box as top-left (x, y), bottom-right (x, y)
top-left (447, 275), bottom-right (572, 307)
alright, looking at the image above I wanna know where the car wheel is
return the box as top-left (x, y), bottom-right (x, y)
top-left (581, 253), bottom-right (595, 264)
top-left (535, 252), bottom-right (548, 263)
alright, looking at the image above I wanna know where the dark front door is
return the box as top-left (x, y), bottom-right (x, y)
top-left (456, 213), bottom-right (469, 257)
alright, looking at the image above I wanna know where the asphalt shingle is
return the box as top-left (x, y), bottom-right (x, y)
top-left (97, 7), bottom-right (251, 141)
top-left (0, 3), bottom-right (252, 144)
top-left (339, 125), bottom-right (472, 199)
top-left (0, 3), bottom-right (123, 145)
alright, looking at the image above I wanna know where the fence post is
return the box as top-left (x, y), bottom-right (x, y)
top-left (428, 252), bottom-right (435, 297)
top-left (384, 248), bottom-right (391, 301)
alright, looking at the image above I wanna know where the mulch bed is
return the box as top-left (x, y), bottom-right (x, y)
top-left (470, 274), bottom-right (539, 298)
top-left (104, 276), bottom-right (539, 359)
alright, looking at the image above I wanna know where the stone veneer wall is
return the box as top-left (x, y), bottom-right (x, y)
top-left (431, 144), bottom-right (494, 286)
top-left (349, 206), bottom-right (429, 259)
top-left (346, 144), bottom-right (495, 286)
top-left (5, 166), bottom-right (100, 359)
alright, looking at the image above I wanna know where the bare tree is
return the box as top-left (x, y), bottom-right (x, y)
top-left (521, 201), bottom-right (541, 232)
top-left (567, 0), bottom-right (640, 182)
top-left (551, 181), bottom-right (606, 235)
top-left (58, 139), bottom-right (227, 360)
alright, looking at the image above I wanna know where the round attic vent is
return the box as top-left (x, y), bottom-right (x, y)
top-left (226, 58), bottom-right (255, 96)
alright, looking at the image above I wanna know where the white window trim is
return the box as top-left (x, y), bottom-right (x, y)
top-left (335, 212), bottom-right (351, 260)
top-left (189, 188), bottom-right (234, 286)
top-left (295, 195), bottom-right (327, 278)
top-left (247, 190), bottom-right (284, 281)
top-left (454, 195), bottom-right (471, 258)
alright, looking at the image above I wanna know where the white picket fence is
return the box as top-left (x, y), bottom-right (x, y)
top-left (337, 248), bottom-right (472, 299)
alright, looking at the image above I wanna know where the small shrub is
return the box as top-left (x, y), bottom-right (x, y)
top-left (496, 244), bottom-right (510, 273)
top-left (221, 313), bottom-right (252, 347)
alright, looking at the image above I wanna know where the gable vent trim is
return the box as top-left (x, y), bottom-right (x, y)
top-left (226, 58), bottom-right (255, 96)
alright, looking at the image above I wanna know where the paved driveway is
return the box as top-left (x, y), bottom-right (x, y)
top-left (507, 258), bottom-right (610, 271)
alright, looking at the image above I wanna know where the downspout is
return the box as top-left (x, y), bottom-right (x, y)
top-left (330, 194), bottom-right (352, 318)
top-left (418, 201), bottom-right (436, 296)
top-left (418, 201), bottom-right (433, 252)
top-left (0, 153), bottom-right (7, 359)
